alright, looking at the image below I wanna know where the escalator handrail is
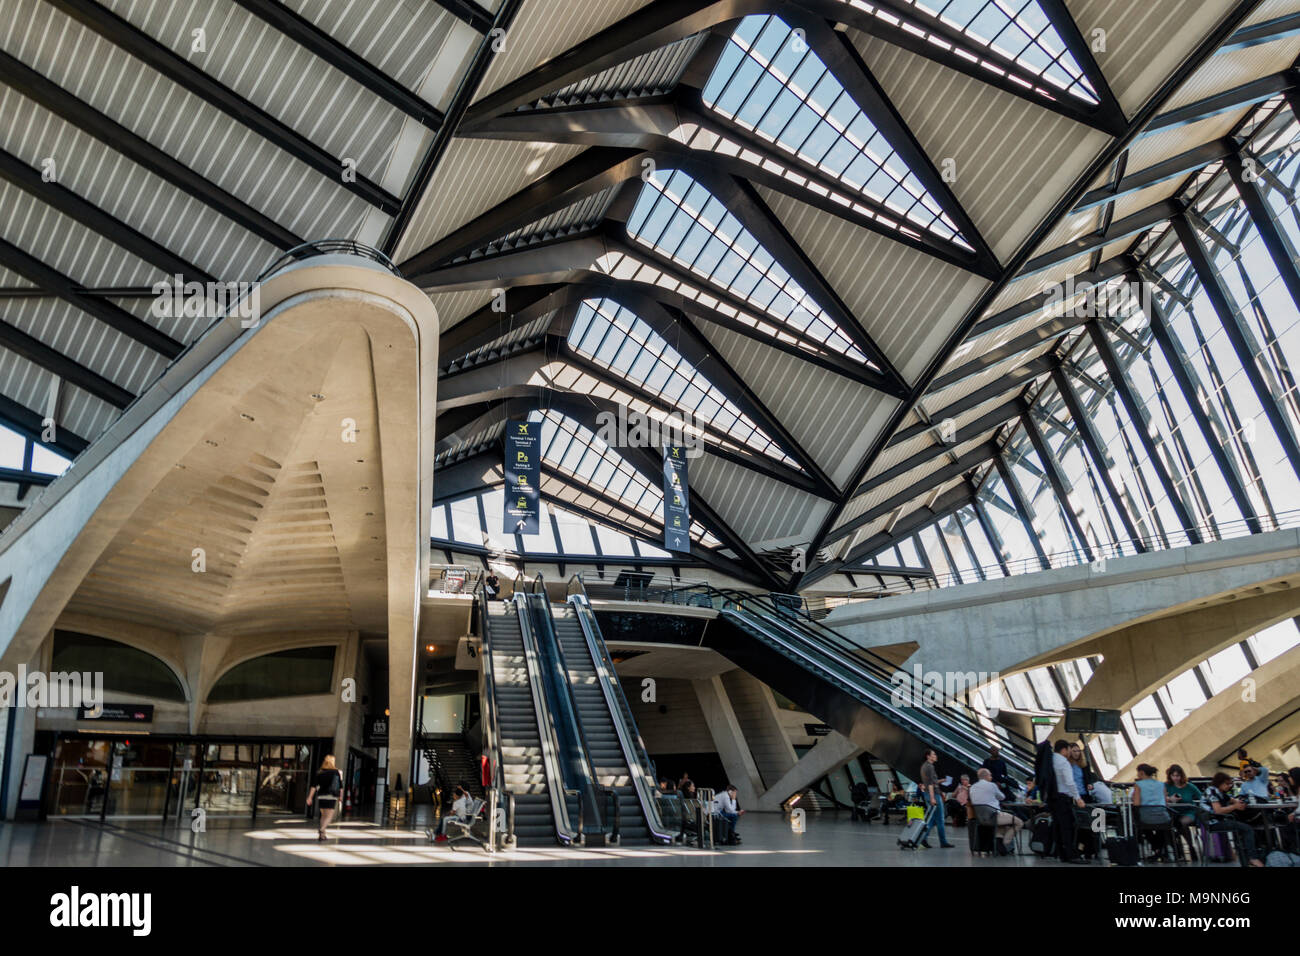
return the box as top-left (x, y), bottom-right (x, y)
top-left (720, 605), bottom-right (1031, 773)
top-left (568, 592), bottom-right (676, 844)
top-left (473, 572), bottom-right (512, 848)
top-left (525, 591), bottom-right (605, 839)
top-left (512, 592), bottom-right (581, 846)
top-left (714, 587), bottom-right (1036, 763)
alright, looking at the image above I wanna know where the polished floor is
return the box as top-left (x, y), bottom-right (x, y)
top-left (0, 809), bottom-right (1238, 867)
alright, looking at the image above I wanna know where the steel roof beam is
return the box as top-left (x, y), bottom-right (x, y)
top-left (431, 0), bottom-right (494, 33)
top-left (0, 237), bottom-right (182, 358)
top-left (49, 0), bottom-right (400, 213)
top-left (1022, 198), bottom-right (1185, 276)
top-left (0, 392), bottom-right (88, 458)
top-left (0, 319), bottom-right (134, 408)
top-left (1140, 70), bottom-right (1297, 137)
top-left (231, 0), bottom-right (445, 127)
top-left (0, 49), bottom-right (301, 250)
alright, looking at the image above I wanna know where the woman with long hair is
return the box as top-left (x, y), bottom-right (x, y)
top-left (306, 755), bottom-right (343, 842)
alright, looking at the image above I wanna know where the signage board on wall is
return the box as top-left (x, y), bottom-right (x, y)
top-left (503, 419), bottom-right (540, 535)
top-left (77, 703), bottom-right (154, 722)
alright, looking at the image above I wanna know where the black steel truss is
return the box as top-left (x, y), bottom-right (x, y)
top-left (48, 0), bottom-right (400, 213)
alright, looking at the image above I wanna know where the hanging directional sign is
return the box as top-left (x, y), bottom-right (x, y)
top-left (504, 419), bottom-right (540, 535)
top-left (663, 444), bottom-right (690, 553)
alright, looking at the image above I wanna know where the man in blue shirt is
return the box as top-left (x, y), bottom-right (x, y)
top-left (1238, 764), bottom-right (1271, 800)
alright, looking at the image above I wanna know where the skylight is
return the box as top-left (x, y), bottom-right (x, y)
top-left (531, 409), bottom-right (720, 547)
top-left (702, 14), bottom-right (967, 247)
top-left (568, 297), bottom-right (794, 465)
top-left (882, 0), bottom-right (1098, 104)
top-left (627, 167), bottom-right (872, 365)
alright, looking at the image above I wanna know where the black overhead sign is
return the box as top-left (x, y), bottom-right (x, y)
top-left (77, 703), bottom-right (154, 723)
top-left (663, 445), bottom-right (690, 553)
top-left (504, 419), bottom-right (540, 535)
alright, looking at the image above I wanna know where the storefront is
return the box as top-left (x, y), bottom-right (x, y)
top-left (39, 732), bottom-right (331, 823)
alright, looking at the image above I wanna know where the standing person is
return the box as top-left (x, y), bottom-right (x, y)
top-left (980, 747), bottom-right (1009, 788)
top-left (917, 750), bottom-right (956, 849)
top-left (1051, 740), bottom-right (1086, 863)
top-left (1068, 743), bottom-right (1088, 800)
top-left (306, 754), bottom-right (343, 842)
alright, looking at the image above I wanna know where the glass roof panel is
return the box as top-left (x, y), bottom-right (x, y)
top-left (702, 15), bottom-right (968, 247)
top-left (627, 166), bottom-right (872, 365)
top-left (568, 297), bottom-right (795, 465)
top-left (891, 0), bottom-right (1098, 104)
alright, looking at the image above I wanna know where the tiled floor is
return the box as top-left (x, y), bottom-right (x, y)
top-left (0, 810), bottom-right (1228, 867)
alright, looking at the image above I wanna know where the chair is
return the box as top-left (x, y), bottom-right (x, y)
top-left (442, 797), bottom-right (487, 851)
top-left (1137, 806), bottom-right (1176, 863)
top-left (969, 804), bottom-right (999, 857)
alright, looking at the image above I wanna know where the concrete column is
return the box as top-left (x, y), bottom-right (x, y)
top-left (692, 674), bottom-right (763, 806)
top-left (179, 633), bottom-right (231, 735)
top-left (720, 670), bottom-right (798, 789)
top-left (755, 732), bottom-right (864, 811)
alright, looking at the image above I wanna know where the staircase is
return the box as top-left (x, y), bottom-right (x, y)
top-left (485, 605), bottom-right (562, 846)
top-left (552, 605), bottom-right (648, 844)
top-left (423, 736), bottom-right (482, 801)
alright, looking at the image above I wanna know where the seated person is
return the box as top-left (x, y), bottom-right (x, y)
top-left (1238, 764), bottom-right (1271, 801)
top-left (434, 786), bottom-right (475, 842)
top-left (1089, 778), bottom-right (1114, 805)
top-left (970, 768), bottom-right (1023, 853)
top-left (714, 784), bottom-right (743, 845)
top-left (1164, 765), bottom-right (1200, 860)
top-left (1202, 772), bottom-right (1265, 867)
top-left (947, 774), bottom-right (971, 827)
top-left (1133, 764), bottom-right (1172, 860)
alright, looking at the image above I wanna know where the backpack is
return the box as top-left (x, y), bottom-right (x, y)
top-left (324, 770), bottom-right (342, 796)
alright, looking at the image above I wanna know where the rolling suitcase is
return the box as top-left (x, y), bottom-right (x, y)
top-left (899, 804), bottom-right (936, 849)
top-left (1105, 787), bottom-right (1139, 866)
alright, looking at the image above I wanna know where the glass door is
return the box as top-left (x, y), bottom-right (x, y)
top-left (46, 738), bottom-right (110, 818)
top-left (257, 744), bottom-right (312, 816)
top-left (198, 743), bottom-right (258, 817)
top-left (106, 739), bottom-right (173, 819)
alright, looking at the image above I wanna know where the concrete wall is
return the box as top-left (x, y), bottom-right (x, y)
top-left (621, 677), bottom-right (715, 754)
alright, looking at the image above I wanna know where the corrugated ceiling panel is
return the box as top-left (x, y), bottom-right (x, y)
top-left (688, 452), bottom-right (831, 547)
top-left (103, 0), bottom-right (407, 175)
top-left (871, 394), bottom-right (1020, 476)
top-left (426, 288), bottom-right (497, 332)
top-left (693, 317), bottom-right (899, 488)
top-left (1067, 0), bottom-right (1233, 115)
top-left (850, 31), bottom-right (1109, 261)
top-left (284, 0), bottom-right (460, 96)
top-left (757, 186), bottom-right (990, 383)
top-left (475, 0), bottom-right (652, 100)
top-left (2, 0), bottom-right (371, 244)
top-left (926, 340), bottom-right (1057, 413)
top-left (392, 138), bottom-right (585, 261)
top-left (1162, 33), bottom-right (1300, 112)
top-left (0, 89), bottom-right (280, 286)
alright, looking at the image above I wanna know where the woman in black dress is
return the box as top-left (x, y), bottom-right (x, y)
top-left (306, 755), bottom-right (343, 841)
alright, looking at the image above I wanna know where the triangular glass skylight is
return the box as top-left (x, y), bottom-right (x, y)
top-left (531, 409), bottom-right (720, 548)
top-left (702, 15), bottom-right (968, 247)
top-left (877, 1), bottom-right (1098, 104)
top-left (627, 167), bottom-right (872, 366)
top-left (568, 297), bottom-right (795, 466)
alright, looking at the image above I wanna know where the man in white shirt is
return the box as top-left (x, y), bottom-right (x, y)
top-left (1051, 740), bottom-right (1087, 863)
top-left (970, 768), bottom-right (1023, 851)
top-left (715, 784), bottom-right (743, 844)
top-left (434, 786), bottom-right (476, 842)
top-left (1090, 779), bottom-right (1113, 805)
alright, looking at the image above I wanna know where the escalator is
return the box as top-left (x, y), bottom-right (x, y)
top-left (706, 589), bottom-right (1037, 784)
top-left (478, 595), bottom-right (579, 847)
top-left (549, 594), bottom-right (673, 844)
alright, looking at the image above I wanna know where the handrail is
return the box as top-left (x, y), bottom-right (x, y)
top-left (569, 591), bottom-right (675, 844)
top-left (472, 572), bottom-right (511, 850)
top-left (718, 598), bottom-right (1033, 774)
top-left (512, 592), bottom-right (581, 845)
top-left (719, 588), bottom-right (1037, 756)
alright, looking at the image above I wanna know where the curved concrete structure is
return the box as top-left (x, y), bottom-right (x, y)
top-left (0, 256), bottom-right (437, 787)
top-left (824, 530), bottom-right (1300, 704)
